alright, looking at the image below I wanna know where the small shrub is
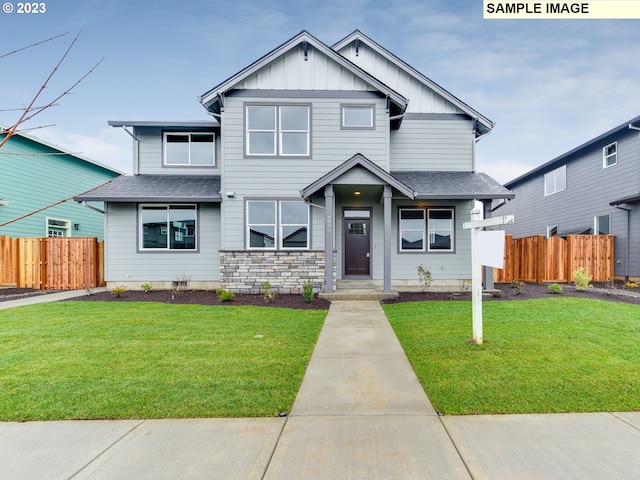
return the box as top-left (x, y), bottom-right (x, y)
top-left (216, 289), bottom-right (235, 302)
top-left (302, 279), bottom-right (314, 303)
top-left (510, 279), bottom-right (525, 295)
top-left (548, 283), bottom-right (563, 294)
top-left (261, 281), bottom-right (276, 303)
top-left (573, 267), bottom-right (593, 291)
top-left (417, 264), bottom-right (433, 292)
top-left (141, 283), bottom-right (152, 293)
top-left (623, 281), bottom-right (639, 289)
top-left (110, 285), bottom-right (127, 297)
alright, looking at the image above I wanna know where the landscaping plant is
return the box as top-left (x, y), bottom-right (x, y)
top-left (573, 266), bottom-right (592, 291)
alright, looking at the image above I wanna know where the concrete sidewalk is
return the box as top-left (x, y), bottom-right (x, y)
top-left (1, 297), bottom-right (639, 479)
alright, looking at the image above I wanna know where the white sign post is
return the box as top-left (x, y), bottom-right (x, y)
top-left (463, 203), bottom-right (514, 344)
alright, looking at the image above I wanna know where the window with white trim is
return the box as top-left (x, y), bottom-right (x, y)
top-left (47, 218), bottom-right (70, 237)
top-left (594, 214), bottom-right (610, 234)
top-left (428, 209), bottom-right (454, 251)
top-left (246, 200), bottom-right (309, 249)
top-left (140, 205), bottom-right (197, 250)
top-left (544, 165), bottom-right (566, 196)
top-left (342, 105), bottom-right (374, 129)
top-left (163, 132), bottom-right (215, 166)
top-left (246, 105), bottom-right (310, 156)
top-left (603, 142), bottom-right (617, 168)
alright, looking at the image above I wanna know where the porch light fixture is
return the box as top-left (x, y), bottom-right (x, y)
top-left (226, 191), bottom-right (235, 198)
top-left (354, 191), bottom-right (361, 196)
top-left (0, 199), bottom-right (8, 206)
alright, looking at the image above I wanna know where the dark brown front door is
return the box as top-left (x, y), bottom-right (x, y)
top-left (344, 216), bottom-right (371, 276)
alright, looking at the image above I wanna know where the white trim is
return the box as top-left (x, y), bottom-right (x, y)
top-left (46, 217), bottom-right (71, 237)
top-left (544, 165), bottom-right (566, 196)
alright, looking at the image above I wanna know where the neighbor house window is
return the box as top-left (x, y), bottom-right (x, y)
top-left (595, 214), bottom-right (611, 234)
top-left (140, 205), bottom-right (197, 250)
top-left (341, 105), bottom-right (374, 129)
top-left (547, 224), bottom-right (559, 238)
top-left (603, 142), bottom-right (617, 168)
top-left (246, 200), bottom-right (309, 249)
top-left (47, 218), bottom-right (70, 237)
top-left (246, 105), bottom-right (310, 156)
top-left (544, 165), bottom-right (566, 196)
top-left (399, 209), bottom-right (426, 251)
top-left (164, 132), bottom-right (215, 166)
top-left (428, 208), bottom-right (454, 251)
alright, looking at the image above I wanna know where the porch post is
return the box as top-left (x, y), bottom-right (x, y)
top-left (383, 185), bottom-right (392, 293)
top-left (324, 184), bottom-right (334, 293)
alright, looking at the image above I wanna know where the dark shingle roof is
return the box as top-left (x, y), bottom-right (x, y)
top-left (75, 175), bottom-right (221, 202)
top-left (391, 171), bottom-right (514, 200)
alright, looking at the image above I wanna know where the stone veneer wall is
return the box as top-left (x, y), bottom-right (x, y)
top-left (219, 250), bottom-right (333, 294)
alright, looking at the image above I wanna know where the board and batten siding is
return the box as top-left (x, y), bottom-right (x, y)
top-left (104, 202), bottom-right (221, 284)
top-left (336, 42), bottom-right (466, 115)
top-left (390, 115), bottom-right (474, 171)
top-left (135, 126), bottom-right (221, 175)
top-left (499, 129), bottom-right (640, 277)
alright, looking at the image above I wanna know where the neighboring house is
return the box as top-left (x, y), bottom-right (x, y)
top-left (494, 114), bottom-right (640, 281)
top-left (76, 30), bottom-right (513, 293)
top-left (0, 129), bottom-right (121, 240)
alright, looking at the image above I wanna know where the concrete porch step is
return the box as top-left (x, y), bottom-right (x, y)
top-left (320, 281), bottom-right (399, 301)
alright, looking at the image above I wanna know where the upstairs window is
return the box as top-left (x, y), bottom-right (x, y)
top-left (603, 142), bottom-right (617, 168)
top-left (47, 218), bottom-right (70, 237)
top-left (246, 105), bottom-right (310, 157)
top-left (544, 165), bottom-right (566, 196)
top-left (342, 105), bottom-right (374, 129)
top-left (164, 132), bottom-right (215, 166)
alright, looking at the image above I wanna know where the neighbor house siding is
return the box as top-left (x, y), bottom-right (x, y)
top-left (104, 202), bottom-right (220, 284)
top-left (499, 129), bottom-right (640, 277)
top-left (390, 115), bottom-right (474, 171)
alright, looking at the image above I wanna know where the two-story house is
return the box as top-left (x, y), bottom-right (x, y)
top-left (0, 129), bottom-right (121, 240)
top-left (76, 30), bottom-right (513, 294)
top-left (494, 114), bottom-right (640, 281)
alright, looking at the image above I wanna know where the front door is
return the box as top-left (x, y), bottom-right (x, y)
top-left (343, 210), bottom-right (371, 277)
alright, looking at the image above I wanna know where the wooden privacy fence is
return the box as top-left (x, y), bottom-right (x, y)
top-left (0, 236), bottom-right (104, 290)
top-left (494, 234), bottom-right (614, 284)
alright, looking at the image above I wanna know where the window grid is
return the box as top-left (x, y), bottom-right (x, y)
top-left (398, 208), bottom-right (454, 252)
top-left (246, 105), bottom-right (310, 157)
top-left (247, 200), bottom-right (309, 250)
top-left (544, 165), bottom-right (567, 196)
top-left (163, 132), bottom-right (215, 166)
top-left (603, 142), bottom-right (617, 168)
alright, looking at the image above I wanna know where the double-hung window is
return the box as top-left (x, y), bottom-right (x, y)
top-left (399, 207), bottom-right (454, 252)
top-left (246, 105), bottom-right (310, 157)
top-left (544, 165), bottom-right (566, 196)
top-left (140, 205), bottom-right (197, 250)
top-left (594, 214), bottom-right (611, 234)
top-left (247, 200), bottom-right (309, 249)
top-left (164, 132), bottom-right (215, 166)
top-left (603, 142), bottom-right (617, 168)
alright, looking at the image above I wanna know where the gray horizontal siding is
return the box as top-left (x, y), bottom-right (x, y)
top-left (104, 202), bottom-right (221, 283)
top-left (390, 116), bottom-right (473, 171)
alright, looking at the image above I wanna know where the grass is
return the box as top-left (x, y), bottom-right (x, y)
top-left (0, 302), bottom-right (326, 421)
top-left (383, 297), bottom-right (640, 415)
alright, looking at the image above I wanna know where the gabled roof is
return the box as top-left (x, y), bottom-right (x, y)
top-left (332, 30), bottom-right (495, 137)
top-left (506, 114), bottom-right (640, 189)
top-left (301, 154), bottom-right (416, 199)
top-left (0, 127), bottom-right (123, 175)
top-left (75, 175), bottom-right (222, 203)
top-left (198, 30), bottom-right (408, 115)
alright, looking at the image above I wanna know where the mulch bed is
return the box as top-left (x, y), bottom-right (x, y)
top-left (1, 282), bottom-right (639, 309)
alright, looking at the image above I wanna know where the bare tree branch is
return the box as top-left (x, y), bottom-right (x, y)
top-left (0, 32), bottom-right (68, 60)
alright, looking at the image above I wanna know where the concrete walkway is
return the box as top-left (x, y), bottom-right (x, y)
top-left (1, 297), bottom-right (639, 479)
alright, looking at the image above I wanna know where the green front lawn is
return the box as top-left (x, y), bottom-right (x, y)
top-left (384, 298), bottom-right (640, 415)
top-left (0, 302), bottom-right (326, 421)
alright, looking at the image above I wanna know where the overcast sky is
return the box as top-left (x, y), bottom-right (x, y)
top-left (1, 0), bottom-right (640, 184)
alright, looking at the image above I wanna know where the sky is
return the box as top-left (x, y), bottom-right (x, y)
top-left (1, 0), bottom-right (640, 184)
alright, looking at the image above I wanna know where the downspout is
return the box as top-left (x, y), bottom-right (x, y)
top-left (612, 204), bottom-right (631, 282)
top-left (122, 127), bottom-right (140, 175)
